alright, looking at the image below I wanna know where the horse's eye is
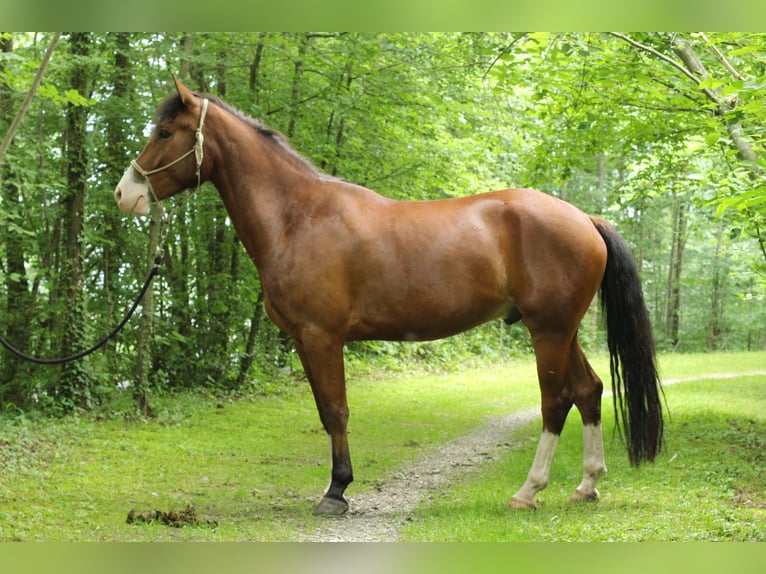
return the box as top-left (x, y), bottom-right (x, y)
top-left (158, 129), bottom-right (172, 140)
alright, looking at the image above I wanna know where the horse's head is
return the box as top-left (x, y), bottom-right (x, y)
top-left (115, 77), bottom-right (208, 216)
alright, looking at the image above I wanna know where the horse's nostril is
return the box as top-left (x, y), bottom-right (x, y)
top-left (115, 188), bottom-right (122, 202)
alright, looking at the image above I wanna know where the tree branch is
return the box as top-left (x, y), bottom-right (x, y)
top-left (609, 32), bottom-right (722, 105)
top-left (609, 32), bottom-right (700, 85)
top-left (0, 32), bottom-right (62, 168)
top-left (699, 32), bottom-right (746, 81)
top-left (482, 33), bottom-right (528, 81)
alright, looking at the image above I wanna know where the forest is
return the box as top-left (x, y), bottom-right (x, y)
top-left (0, 32), bottom-right (764, 414)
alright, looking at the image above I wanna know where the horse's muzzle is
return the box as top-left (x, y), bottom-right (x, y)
top-left (115, 166), bottom-right (151, 216)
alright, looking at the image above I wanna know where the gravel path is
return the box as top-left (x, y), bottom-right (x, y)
top-left (297, 370), bottom-right (766, 542)
top-left (299, 407), bottom-right (539, 542)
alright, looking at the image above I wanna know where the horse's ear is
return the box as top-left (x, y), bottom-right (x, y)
top-left (172, 76), bottom-right (195, 106)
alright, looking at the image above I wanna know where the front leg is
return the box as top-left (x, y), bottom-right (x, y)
top-left (293, 335), bottom-right (353, 516)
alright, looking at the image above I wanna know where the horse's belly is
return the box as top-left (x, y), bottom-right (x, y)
top-left (347, 297), bottom-right (515, 342)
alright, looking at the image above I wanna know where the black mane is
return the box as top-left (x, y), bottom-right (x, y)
top-left (155, 91), bottom-right (320, 174)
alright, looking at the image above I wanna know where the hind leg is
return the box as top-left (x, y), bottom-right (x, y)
top-left (509, 333), bottom-right (575, 509)
top-left (567, 339), bottom-right (607, 502)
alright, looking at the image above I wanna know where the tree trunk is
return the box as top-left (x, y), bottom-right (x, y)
top-left (0, 34), bottom-right (30, 406)
top-left (58, 32), bottom-right (91, 410)
top-left (0, 33), bottom-right (61, 167)
top-left (321, 56), bottom-right (354, 176)
top-left (237, 290), bottom-right (265, 388)
top-left (102, 32), bottom-right (132, 377)
top-left (708, 220), bottom-right (728, 350)
top-left (103, 34), bottom-right (155, 414)
top-left (665, 192), bottom-right (687, 350)
top-left (670, 37), bottom-right (759, 166)
top-left (273, 33), bottom-right (313, 367)
top-left (133, 205), bottom-right (160, 416)
top-left (670, 36), bottom-right (766, 268)
top-left (154, 34), bottom-right (195, 388)
top-left (202, 56), bottom-right (235, 385)
top-left (249, 33), bottom-right (267, 97)
top-left (612, 34), bottom-right (760, 170)
top-left (0, 171), bottom-right (31, 404)
top-left (287, 33), bottom-right (310, 139)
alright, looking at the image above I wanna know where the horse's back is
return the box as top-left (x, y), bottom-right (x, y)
top-left (340, 186), bottom-right (607, 340)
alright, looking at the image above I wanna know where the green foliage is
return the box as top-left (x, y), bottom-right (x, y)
top-left (0, 33), bottom-right (765, 413)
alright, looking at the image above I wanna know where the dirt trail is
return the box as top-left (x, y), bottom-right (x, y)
top-left (297, 370), bottom-right (766, 542)
top-left (298, 407), bottom-right (539, 542)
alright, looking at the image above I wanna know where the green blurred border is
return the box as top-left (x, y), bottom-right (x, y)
top-left (2, 1), bottom-right (766, 570)
top-left (0, 542), bottom-right (765, 574)
top-left (2, 0), bottom-right (766, 30)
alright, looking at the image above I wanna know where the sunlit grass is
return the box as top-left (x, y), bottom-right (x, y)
top-left (0, 351), bottom-right (763, 541)
top-left (0, 355), bottom-right (543, 541)
top-left (399, 362), bottom-right (766, 541)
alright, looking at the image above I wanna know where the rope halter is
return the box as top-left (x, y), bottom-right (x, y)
top-left (131, 97), bottom-right (209, 197)
top-left (129, 98), bottom-right (209, 262)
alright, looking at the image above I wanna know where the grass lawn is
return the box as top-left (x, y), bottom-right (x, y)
top-left (400, 352), bottom-right (766, 541)
top-left (0, 350), bottom-right (763, 541)
top-left (0, 354), bottom-right (541, 541)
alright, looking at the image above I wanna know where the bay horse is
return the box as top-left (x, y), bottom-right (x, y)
top-left (115, 77), bottom-right (663, 515)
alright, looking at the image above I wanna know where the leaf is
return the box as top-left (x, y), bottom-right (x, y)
top-left (714, 187), bottom-right (766, 216)
top-left (63, 88), bottom-right (93, 107)
top-left (7, 222), bottom-right (36, 237)
top-left (698, 77), bottom-right (725, 91)
top-left (705, 132), bottom-right (721, 147)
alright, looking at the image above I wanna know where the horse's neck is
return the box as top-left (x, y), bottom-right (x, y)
top-left (209, 132), bottom-right (317, 269)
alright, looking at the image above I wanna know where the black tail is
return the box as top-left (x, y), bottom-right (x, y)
top-left (592, 218), bottom-right (664, 466)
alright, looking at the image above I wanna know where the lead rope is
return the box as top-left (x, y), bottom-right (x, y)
top-left (0, 261), bottom-right (162, 365)
top-left (0, 190), bottom-right (190, 365)
top-left (0, 99), bottom-right (209, 365)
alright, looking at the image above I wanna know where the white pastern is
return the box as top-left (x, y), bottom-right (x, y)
top-left (510, 429), bottom-right (559, 508)
top-left (572, 423), bottom-right (607, 500)
top-left (115, 166), bottom-right (151, 216)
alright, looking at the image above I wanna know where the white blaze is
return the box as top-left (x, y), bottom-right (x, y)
top-left (114, 166), bottom-right (151, 216)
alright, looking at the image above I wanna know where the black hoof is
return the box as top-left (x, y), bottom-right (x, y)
top-left (313, 495), bottom-right (349, 516)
